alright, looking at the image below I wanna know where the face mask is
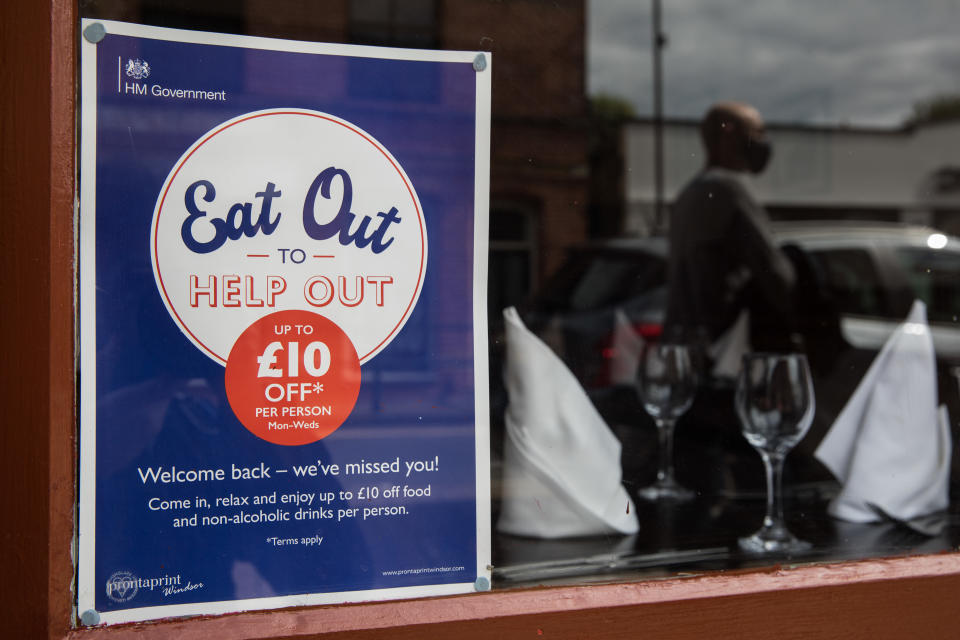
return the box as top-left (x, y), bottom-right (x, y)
top-left (745, 137), bottom-right (772, 174)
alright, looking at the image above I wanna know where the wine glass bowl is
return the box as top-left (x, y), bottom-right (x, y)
top-left (637, 342), bottom-right (697, 502)
top-left (736, 353), bottom-right (815, 554)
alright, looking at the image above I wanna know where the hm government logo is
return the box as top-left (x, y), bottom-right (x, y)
top-left (125, 58), bottom-right (150, 80)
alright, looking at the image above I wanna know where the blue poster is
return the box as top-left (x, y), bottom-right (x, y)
top-left (78, 19), bottom-right (491, 625)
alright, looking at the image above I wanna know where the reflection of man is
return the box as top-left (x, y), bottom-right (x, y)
top-left (665, 101), bottom-right (796, 354)
top-left (664, 102), bottom-right (798, 494)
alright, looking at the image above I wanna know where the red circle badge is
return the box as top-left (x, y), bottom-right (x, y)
top-left (225, 310), bottom-right (361, 445)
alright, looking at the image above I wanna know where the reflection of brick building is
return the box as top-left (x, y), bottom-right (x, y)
top-left (442, 1), bottom-right (590, 321)
top-left (86, 0), bottom-right (590, 323)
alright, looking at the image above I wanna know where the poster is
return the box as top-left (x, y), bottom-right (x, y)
top-left (78, 19), bottom-right (491, 625)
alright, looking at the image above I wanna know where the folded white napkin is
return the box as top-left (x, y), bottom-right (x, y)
top-left (497, 307), bottom-right (640, 538)
top-left (815, 300), bottom-right (951, 523)
top-left (609, 309), bottom-right (644, 386)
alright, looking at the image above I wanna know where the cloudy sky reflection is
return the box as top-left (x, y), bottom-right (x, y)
top-left (588, 0), bottom-right (960, 126)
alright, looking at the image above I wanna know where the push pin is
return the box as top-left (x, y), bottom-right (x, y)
top-left (83, 23), bottom-right (107, 44)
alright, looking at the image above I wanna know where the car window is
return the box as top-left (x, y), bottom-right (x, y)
top-left (554, 251), bottom-right (664, 312)
top-left (567, 258), bottom-right (633, 310)
top-left (893, 247), bottom-right (960, 324)
top-left (810, 248), bottom-right (886, 317)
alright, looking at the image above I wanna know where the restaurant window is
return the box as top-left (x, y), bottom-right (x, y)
top-left (57, 0), bottom-right (960, 629)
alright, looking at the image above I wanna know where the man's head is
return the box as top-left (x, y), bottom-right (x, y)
top-left (700, 101), bottom-right (771, 173)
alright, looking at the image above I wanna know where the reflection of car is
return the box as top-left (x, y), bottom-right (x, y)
top-left (519, 235), bottom-right (667, 390)
top-left (498, 222), bottom-right (960, 492)
top-left (520, 222), bottom-right (960, 390)
top-left (779, 223), bottom-right (960, 361)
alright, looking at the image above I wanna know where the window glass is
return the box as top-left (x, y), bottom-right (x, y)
top-left (812, 249), bottom-right (886, 317)
top-left (556, 251), bottom-right (665, 313)
top-left (349, 0), bottom-right (438, 48)
top-left (894, 247), bottom-right (960, 324)
top-left (78, 0), bottom-right (960, 602)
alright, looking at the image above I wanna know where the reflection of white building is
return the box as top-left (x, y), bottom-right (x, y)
top-left (624, 119), bottom-right (960, 235)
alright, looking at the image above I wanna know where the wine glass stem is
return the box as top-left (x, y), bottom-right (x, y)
top-left (760, 452), bottom-right (786, 530)
top-left (654, 418), bottom-right (677, 485)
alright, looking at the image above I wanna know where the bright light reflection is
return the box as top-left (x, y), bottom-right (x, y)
top-left (904, 322), bottom-right (928, 336)
top-left (927, 233), bottom-right (948, 249)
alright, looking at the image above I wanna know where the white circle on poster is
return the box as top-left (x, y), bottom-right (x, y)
top-left (151, 108), bottom-right (427, 366)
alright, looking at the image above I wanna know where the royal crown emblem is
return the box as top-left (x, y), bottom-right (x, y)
top-left (125, 58), bottom-right (150, 80)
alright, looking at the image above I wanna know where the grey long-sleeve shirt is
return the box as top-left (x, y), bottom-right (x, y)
top-left (665, 168), bottom-right (796, 343)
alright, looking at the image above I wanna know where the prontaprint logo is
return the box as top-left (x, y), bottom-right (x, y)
top-left (105, 570), bottom-right (138, 603)
top-left (104, 571), bottom-right (191, 603)
top-left (125, 58), bottom-right (150, 80)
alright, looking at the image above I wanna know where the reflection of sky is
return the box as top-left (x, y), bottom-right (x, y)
top-left (589, 0), bottom-right (960, 126)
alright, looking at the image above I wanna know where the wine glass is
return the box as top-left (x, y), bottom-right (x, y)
top-left (637, 341), bottom-right (697, 501)
top-left (736, 353), bottom-right (815, 554)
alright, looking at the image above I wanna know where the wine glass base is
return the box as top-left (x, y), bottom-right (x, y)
top-left (637, 481), bottom-right (695, 503)
top-left (738, 529), bottom-right (812, 555)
